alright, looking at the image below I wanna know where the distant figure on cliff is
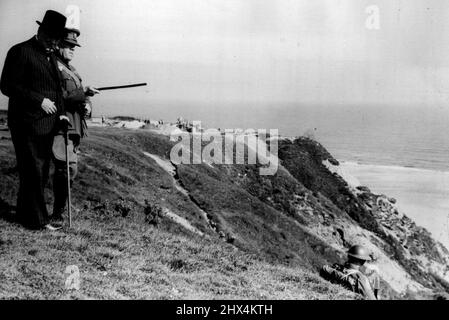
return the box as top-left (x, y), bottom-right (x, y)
top-left (51, 28), bottom-right (99, 224)
top-left (320, 245), bottom-right (378, 300)
top-left (0, 10), bottom-right (67, 231)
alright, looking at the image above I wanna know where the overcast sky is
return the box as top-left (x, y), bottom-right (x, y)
top-left (1, 0), bottom-right (449, 108)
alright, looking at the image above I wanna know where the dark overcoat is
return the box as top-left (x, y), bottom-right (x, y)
top-left (0, 36), bottom-right (64, 228)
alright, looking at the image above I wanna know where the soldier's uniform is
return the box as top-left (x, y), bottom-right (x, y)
top-left (361, 263), bottom-right (381, 299)
top-left (320, 262), bottom-right (377, 300)
top-left (52, 31), bottom-right (91, 218)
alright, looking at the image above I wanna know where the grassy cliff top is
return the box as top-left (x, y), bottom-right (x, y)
top-left (0, 126), bottom-right (355, 299)
top-left (1, 124), bottom-right (448, 300)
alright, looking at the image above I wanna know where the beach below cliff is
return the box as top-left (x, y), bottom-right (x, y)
top-left (340, 162), bottom-right (449, 251)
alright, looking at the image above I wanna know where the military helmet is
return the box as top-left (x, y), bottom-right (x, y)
top-left (347, 245), bottom-right (371, 261)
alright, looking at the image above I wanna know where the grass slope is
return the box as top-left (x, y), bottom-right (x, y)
top-left (0, 127), bottom-right (355, 299)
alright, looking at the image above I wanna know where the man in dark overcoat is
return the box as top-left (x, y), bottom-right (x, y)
top-left (0, 10), bottom-right (68, 230)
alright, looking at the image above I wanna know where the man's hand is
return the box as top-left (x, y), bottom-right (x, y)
top-left (41, 98), bottom-right (57, 114)
top-left (84, 86), bottom-right (100, 97)
top-left (83, 102), bottom-right (92, 117)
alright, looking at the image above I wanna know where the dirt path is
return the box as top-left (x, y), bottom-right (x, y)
top-left (143, 151), bottom-right (212, 235)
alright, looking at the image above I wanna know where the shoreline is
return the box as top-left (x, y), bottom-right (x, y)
top-left (341, 160), bottom-right (449, 174)
top-left (340, 160), bottom-right (449, 251)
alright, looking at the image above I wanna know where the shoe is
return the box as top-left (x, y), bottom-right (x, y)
top-left (51, 219), bottom-right (64, 228)
top-left (44, 223), bottom-right (63, 231)
top-left (50, 214), bottom-right (64, 223)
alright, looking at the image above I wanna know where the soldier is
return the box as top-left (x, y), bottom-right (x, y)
top-left (320, 245), bottom-right (378, 300)
top-left (50, 28), bottom-right (99, 223)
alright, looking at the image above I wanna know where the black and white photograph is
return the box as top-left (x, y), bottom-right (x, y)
top-left (1, 0), bottom-right (449, 306)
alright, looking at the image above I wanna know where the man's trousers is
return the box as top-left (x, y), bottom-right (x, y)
top-left (10, 126), bottom-right (53, 229)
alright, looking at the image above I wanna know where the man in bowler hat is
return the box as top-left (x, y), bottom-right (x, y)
top-left (0, 10), bottom-right (68, 230)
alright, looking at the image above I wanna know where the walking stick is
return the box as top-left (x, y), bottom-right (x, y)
top-left (63, 127), bottom-right (72, 228)
top-left (96, 82), bottom-right (147, 91)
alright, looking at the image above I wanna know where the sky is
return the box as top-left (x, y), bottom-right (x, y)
top-left (1, 0), bottom-right (449, 109)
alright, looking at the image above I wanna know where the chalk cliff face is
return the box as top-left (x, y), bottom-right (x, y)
top-left (1, 119), bottom-right (448, 299)
top-left (173, 134), bottom-right (449, 298)
top-left (274, 138), bottom-right (449, 297)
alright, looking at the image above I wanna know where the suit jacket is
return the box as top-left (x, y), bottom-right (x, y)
top-left (0, 36), bottom-right (64, 135)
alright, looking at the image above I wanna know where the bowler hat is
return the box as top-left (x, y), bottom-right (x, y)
top-left (36, 10), bottom-right (67, 38)
top-left (61, 31), bottom-right (81, 47)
